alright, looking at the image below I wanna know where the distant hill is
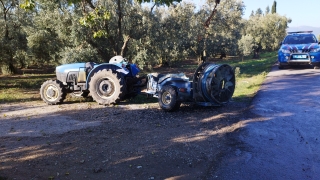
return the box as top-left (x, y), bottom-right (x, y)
top-left (287, 26), bottom-right (320, 37)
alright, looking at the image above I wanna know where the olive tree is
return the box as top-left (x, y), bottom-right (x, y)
top-left (0, 0), bottom-right (28, 74)
top-left (149, 2), bottom-right (194, 66)
top-left (189, 0), bottom-right (244, 60)
top-left (245, 13), bottom-right (290, 58)
top-left (238, 34), bottom-right (255, 60)
top-left (20, 0), bottom-right (180, 65)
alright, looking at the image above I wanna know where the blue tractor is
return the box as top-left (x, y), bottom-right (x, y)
top-left (40, 56), bottom-right (146, 105)
top-left (145, 62), bottom-right (235, 111)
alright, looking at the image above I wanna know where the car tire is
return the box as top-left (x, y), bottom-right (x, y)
top-left (158, 85), bottom-right (181, 111)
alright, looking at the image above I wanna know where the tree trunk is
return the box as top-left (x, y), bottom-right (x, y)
top-left (1, 62), bottom-right (15, 75)
top-left (120, 36), bottom-right (131, 57)
top-left (3, 3), bottom-right (8, 39)
top-left (253, 47), bottom-right (260, 59)
top-left (253, 51), bottom-right (260, 59)
top-left (197, 56), bottom-right (201, 62)
top-left (117, 0), bottom-right (122, 55)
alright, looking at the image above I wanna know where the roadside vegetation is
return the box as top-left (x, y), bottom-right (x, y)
top-left (0, 52), bottom-right (277, 104)
top-left (1, 0), bottom-right (288, 74)
top-left (227, 52), bottom-right (277, 102)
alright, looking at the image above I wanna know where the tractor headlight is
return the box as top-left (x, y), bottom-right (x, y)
top-left (310, 48), bottom-right (320, 52)
top-left (281, 49), bottom-right (291, 54)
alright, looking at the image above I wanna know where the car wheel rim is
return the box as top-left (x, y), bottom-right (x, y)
top-left (162, 91), bottom-right (172, 105)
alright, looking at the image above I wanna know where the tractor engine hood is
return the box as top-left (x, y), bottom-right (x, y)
top-left (56, 63), bottom-right (86, 74)
top-left (56, 63), bottom-right (87, 83)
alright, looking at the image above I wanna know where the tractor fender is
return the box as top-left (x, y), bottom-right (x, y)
top-left (85, 63), bottom-right (125, 88)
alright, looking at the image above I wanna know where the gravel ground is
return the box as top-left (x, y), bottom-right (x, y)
top-left (0, 97), bottom-right (254, 180)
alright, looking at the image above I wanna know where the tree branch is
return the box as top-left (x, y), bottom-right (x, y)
top-left (204, 0), bottom-right (220, 28)
top-left (84, 0), bottom-right (95, 9)
top-left (121, 36), bottom-right (131, 57)
top-left (150, 3), bottom-right (156, 13)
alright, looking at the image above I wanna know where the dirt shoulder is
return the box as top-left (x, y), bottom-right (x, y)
top-left (0, 98), bottom-right (253, 180)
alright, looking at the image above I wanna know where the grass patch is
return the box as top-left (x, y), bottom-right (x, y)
top-left (0, 74), bottom-right (55, 103)
top-left (216, 52), bottom-right (277, 102)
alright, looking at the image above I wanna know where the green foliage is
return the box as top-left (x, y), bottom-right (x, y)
top-left (201, 0), bottom-right (245, 57)
top-left (271, 1), bottom-right (277, 14)
top-left (1, 64), bottom-right (15, 75)
top-left (148, 2), bottom-right (196, 66)
top-left (93, 30), bottom-right (107, 38)
top-left (27, 30), bottom-right (61, 64)
top-left (255, 8), bottom-right (263, 15)
top-left (79, 6), bottom-right (110, 38)
top-left (3, 0), bottom-right (291, 74)
top-left (250, 10), bottom-right (254, 17)
top-left (133, 49), bottom-right (149, 70)
top-left (136, 0), bottom-right (182, 6)
top-left (0, 0), bottom-right (29, 74)
top-left (238, 34), bottom-right (255, 57)
top-left (244, 13), bottom-right (290, 56)
top-left (59, 45), bottom-right (102, 64)
top-left (20, 0), bottom-right (35, 10)
top-left (265, 6), bottom-right (270, 14)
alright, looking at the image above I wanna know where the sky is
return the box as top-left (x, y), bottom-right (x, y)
top-left (186, 0), bottom-right (320, 27)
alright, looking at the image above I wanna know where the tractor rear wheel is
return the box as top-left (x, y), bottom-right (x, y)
top-left (158, 85), bottom-right (181, 111)
top-left (89, 69), bottom-right (124, 105)
top-left (40, 80), bottom-right (66, 105)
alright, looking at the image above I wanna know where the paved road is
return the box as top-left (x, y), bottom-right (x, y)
top-left (212, 65), bottom-right (320, 180)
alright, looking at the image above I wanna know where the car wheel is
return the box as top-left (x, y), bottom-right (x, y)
top-left (158, 85), bottom-right (181, 111)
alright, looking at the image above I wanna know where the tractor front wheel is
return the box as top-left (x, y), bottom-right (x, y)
top-left (40, 80), bottom-right (66, 105)
top-left (158, 85), bottom-right (181, 111)
top-left (89, 69), bottom-right (124, 105)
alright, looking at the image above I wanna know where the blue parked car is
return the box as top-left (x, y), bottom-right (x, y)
top-left (278, 31), bottom-right (320, 69)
